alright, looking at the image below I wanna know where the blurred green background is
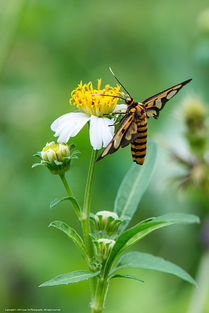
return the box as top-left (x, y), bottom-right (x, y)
top-left (1, 0), bottom-right (209, 312)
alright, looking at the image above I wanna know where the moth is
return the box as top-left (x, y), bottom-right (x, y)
top-left (97, 68), bottom-right (192, 165)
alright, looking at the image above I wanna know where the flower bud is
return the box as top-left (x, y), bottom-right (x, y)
top-left (33, 142), bottom-right (79, 175)
top-left (93, 210), bottom-right (122, 235)
top-left (41, 148), bottom-right (57, 162)
top-left (94, 238), bottom-right (115, 260)
top-left (41, 142), bottom-right (70, 162)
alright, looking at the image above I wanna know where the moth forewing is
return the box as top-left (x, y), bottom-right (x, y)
top-left (142, 78), bottom-right (192, 117)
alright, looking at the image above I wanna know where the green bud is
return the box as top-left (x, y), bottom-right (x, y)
top-left (93, 210), bottom-right (123, 236)
top-left (41, 142), bottom-right (70, 162)
top-left (182, 97), bottom-right (208, 156)
top-left (32, 142), bottom-right (79, 175)
top-left (94, 238), bottom-right (115, 260)
top-left (182, 97), bottom-right (207, 130)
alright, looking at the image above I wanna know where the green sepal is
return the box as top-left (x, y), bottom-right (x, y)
top-left (31, 162), bottom-right (44, 168)
top-left (49, 221), bottom-right (88, 263)
top-left (103, 213), bottom-right (199, 277)
top-left (110, 274), bottom-right (144, 283)
top-left (114, 141), bottom-right (157, 232)
top-left (39, 270), bottom-right (99, 287)
top-left (112, 251), bottom-right (196, 285)
top-left (33, 152), bottom-right (41, 158)
top-left (65, 155), bottom-right (78, 160)
top-left (54, 160), bottom-right (63, 166)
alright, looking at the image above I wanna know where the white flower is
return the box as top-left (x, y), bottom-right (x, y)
top-left (51, 113), bottom-right (116, 150)
top-left (51, 80), bottom-right (126, 150)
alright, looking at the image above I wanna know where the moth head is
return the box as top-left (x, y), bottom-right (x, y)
top-left (125, 97), bottom-right (133, 105)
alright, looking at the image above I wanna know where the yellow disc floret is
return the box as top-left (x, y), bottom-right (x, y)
top-left (70, 79), bottom-right (121, 117)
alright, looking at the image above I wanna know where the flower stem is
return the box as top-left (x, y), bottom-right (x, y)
top-left (59, 173), bottom-right (80, 219)
top-left (59, 173), bottom-right (73, 196)
top-left (82, 149), bottom-right (97, 256)
top-left (91, 277), bottom-right (108, 313)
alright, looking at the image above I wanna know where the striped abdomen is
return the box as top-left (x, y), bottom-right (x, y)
top-left (131, 118), bottom-right (147, 165)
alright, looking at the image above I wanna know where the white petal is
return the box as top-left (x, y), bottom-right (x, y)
top-left (114, 104), bottom-right (127, 113)
top-left (100, 117), bottom-right (114, 147)
top-left (89, 116), bottom-right (114, 150)
top-left (51, 112), bottom-right (90, 143)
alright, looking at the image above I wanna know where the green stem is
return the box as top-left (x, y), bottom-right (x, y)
top-left (91, 277), bottom-right (109, 313)
top-left (187, 250), bottom-right (209, 313)
top-left (59, 173), bottom-right (80, 219)
top-left (82, 149), bottom-right (97, 257)
top-left (59, 173), bottom-right (73, 196)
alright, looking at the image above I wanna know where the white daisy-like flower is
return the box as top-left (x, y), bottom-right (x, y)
top-left (51, 80), bottom-right (127, 150)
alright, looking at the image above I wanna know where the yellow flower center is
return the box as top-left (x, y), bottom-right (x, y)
top-left (42, 142), bottom-right (60, 154)
top-left (70, 79), bottom-right (121, 117)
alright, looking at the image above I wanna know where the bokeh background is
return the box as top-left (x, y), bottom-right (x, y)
top-left (1, 0), bottom-right (209, 312)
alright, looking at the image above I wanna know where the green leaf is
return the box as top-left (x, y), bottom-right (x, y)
top-left (110, 274), bottom-right (144, 283)
top-left (39, 270), bottom-right (99, 287)
top-left (103, 213), bottom-right (199, 277)
top-left (114, 141), bottom-right (157, 232)
top-left (49, 221), bottom-right (88, 262)
top-left (124, 213), bottom-right (200, 251)
top-left (113, 251), bottom-right (196, 285)
top-left (50, 196), bottom-right (80, 212)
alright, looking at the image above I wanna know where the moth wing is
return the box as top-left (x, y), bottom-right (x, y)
top-left (97, 113), bottom-right (137, 161)
top-left (121, 119), bottom-right (138, 148)
top-left (143, 78), bottom-right (192, 118)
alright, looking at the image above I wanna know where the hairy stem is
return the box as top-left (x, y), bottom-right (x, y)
top-left (91, 276), bottom-right (108, 313)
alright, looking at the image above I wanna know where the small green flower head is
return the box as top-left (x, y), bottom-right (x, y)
top-left (94, 238), bottom-right (115, 261)
top-left (92, 210), bottom-right (123, 236)
top-left (181, 97), bottom-right (208, 156)
top-left (182, 96), bottom-right (207, 131)
top-left (32, 142), bottom-right (79, 175)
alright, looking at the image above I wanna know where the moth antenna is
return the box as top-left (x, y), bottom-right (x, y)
top-left (109, 67), bottom-right (133, 99)
top-left (91, 93), bottom-right (126, 101)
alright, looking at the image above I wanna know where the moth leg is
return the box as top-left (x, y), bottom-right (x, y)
top-left (111, 112), bottom-right (127, 115)
top-left (103, 112), bottom-right (126, 116)
top-left (108, 121), bottom-right (121, 127)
